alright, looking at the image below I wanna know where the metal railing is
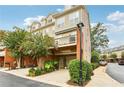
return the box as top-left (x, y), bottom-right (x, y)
top-left (55, 34), bottom-right (77, 46)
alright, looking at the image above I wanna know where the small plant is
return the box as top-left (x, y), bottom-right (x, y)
top-left (35, 67), bottom-right (42, 76)
top-left (91, 63), bottom-right (99, 70)
top-left (28, 68), bottom-right (35, 77)
top-left (44, 60), bottom-right (58, 72)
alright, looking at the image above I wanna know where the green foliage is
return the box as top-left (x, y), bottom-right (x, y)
top-left (35, 67), bottom-right (42, 76)
top-left (110, 53), bottom-right (117, 59)
top-left (3, 27), bottom-right (28, 58)
top-left (85, 62), bottom-right (93, 80)
top-left (68, 59), bottom-right (93, 84)
top-left (91, 23), bottom-right (109, 51)
top-left (121, 52), bottom-right (124, 59)
top-left (91, 51), bottom-right (100, 63)
top-left (101, 54), bottom-right (107, 60)
top-left (0, 30), bottom-right (7, 42)
top-left (91, 63), bottom-right (99, 70)
top-left (28, 67), bottom-right (42, 76)
top-left (29, 68), bottom-right (36, 76)
top-left (44, 60), bottom-right (58, 72)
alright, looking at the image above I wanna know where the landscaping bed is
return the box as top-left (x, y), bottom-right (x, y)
top-left (28, 60), bottom-right (58, 77)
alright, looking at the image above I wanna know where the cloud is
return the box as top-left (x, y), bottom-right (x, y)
top-left (107, 11), bottom-right (124, 24)
top-left (56, 8), bottom-right (63, 12)
top-left (23, 16), bottom-right (45, 26)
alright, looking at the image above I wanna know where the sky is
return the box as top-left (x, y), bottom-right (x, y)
top-left (0, 5), bottom-right (124, 48)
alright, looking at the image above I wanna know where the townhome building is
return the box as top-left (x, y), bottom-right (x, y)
top-left (31, 5), bottom-right (91, 69)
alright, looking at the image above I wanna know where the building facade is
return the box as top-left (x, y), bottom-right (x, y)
top-left (31, 5), bottom-right (91, 69)
top-left (101, 45), bottom-right (124, 59)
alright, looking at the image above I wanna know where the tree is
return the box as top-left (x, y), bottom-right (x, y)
top-left (0, 30), bottom-right (6, 42)
top-left (101, 54), bottom-right (107, 61)
top-left (3, 26), bottom-right (28, 68)
top-left (110, 53), bottom-right (117, 59)
top-left (121, 52), bottom-right (124, 59)
top-left (91, 23), bottom-right (109, 52)
top-left (21, 33), bottom-right (54, 68)
top-left (109, 53), bottom-right (117, 62)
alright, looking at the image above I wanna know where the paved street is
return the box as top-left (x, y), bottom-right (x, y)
top-left (106, 63), bottom-right (124, 83)
top-left (0, 71), bottom-right (57, 87)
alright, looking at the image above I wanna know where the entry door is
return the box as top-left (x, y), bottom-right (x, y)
top-left (59, 56), bottom-right (66, 69)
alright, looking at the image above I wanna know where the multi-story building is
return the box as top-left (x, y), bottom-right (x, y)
top-left (101, 45), bottom-right (124, 59)
top-left (31, 5), bottom-right (91, 69)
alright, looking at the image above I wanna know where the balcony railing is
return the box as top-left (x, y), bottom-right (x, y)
top-left (55, 34), bottom-right (77, 47)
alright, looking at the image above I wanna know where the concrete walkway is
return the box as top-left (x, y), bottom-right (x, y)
top-left (0, 68), bottom-right (72, 87)
top-left (0, 66), bottom-right (123, 87)
top-left (86, 66), bottom-right (123, 87)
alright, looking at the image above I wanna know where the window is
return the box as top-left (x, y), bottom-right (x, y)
top-left (69, 11), bottom-right (79, 24)
top-left (56, 17), bottom-right (65, 28)
top-left (69, 35), bottom-right (76, 43)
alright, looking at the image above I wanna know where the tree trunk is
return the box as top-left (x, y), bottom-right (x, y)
top-left (17, 57), bottom-right (21, 68)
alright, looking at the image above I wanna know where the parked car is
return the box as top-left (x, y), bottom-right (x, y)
top-left (99, 61), bottom-right (107, 66)
top-left (118, 59), bottom-right (124, 65)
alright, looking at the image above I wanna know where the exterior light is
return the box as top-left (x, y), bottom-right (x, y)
top-left (77, 22), bottom-right (84, 86)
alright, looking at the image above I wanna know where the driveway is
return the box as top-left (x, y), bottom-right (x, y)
top-left (0, 71), bottom-right (57, 87)
top-left (106, 63), bottom-right (124, 84)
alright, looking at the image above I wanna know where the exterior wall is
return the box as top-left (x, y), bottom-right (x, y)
top-left (0, 57), bottom-right (4, 67)
top-left (23, 56), bottom-right (37, 68)
top-left (102, 50), bottom-right (124, 59)
top-left (76, 8), bottom-right (91, 62)
top-left (4, 49), bottom-right (16, 65)
top-left (38, 55), bottom-right (55, 69)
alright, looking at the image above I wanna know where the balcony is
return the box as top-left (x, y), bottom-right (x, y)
top-left (55, 34), bottom-right (77, 47)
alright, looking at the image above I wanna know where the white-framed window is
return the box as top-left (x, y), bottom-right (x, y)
top-left (56, 17), bottom-right (65, 28)
top-left (69, 11), bottom-right (79, 24)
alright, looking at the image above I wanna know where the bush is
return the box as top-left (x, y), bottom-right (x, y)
top-left (35, 67), bottom-right (42, 76)
top-left (91, 63), bottom-right (99, 70)
top-left (28, 67), bottom-right (42, 76)
top-left (29, 68), bottom-right (35, 77)
top-left (91, 51), bottom-right (100, 63)
top-left (86, 62), bottom-right (93, 80)
top-left (68, 59), bottom-right (93, 84)
top-left (44, 60), bottom-right (58, 72)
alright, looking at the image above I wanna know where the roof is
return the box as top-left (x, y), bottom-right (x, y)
top-left (102, 45), bottom-right (124, 53)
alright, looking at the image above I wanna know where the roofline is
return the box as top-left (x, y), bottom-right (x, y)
top-left (53, 5), bottom-right (86, 18)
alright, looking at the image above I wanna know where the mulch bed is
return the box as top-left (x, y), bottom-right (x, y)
top-left (67, 80), bottom-right (90, 87)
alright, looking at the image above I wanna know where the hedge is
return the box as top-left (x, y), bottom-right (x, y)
top-left (68, 59), bottom-right (93, 84)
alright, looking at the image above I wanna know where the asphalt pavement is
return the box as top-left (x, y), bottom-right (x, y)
top-left (0, 71), bottom-right (58, 87)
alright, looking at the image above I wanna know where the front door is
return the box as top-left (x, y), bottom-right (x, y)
top-left (59, 56), bottom-right (66, 69)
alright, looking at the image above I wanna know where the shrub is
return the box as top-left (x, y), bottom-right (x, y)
top-left (44, 60), bottom-right (58, 72)
top-left (68, 59), bottom-right (93, 84)
top-left (91, 63), bottom-right (99, 70)
top-left (35, 67), bottom-right (42, 76)
top-left (28, 68), bottom-right (35, 77)
top-left (91, 51), bottom-right (100, 63)
top-left (85, 62), bottom-right (93, 80)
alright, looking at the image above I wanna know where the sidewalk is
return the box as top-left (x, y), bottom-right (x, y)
top-left (0, 66), bottom-right (123, 87)
top-left (86, 66), bottom-right (123, 87)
